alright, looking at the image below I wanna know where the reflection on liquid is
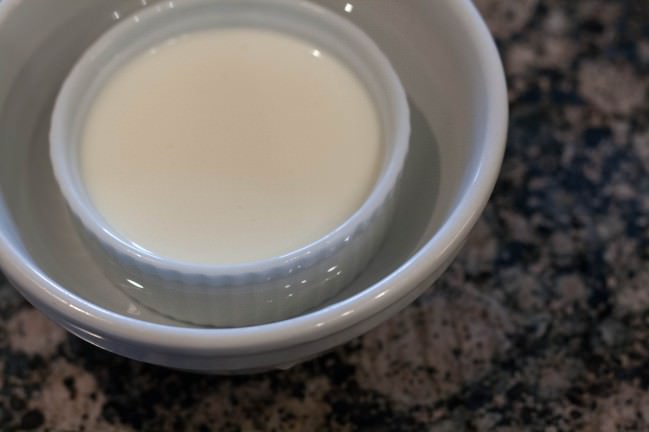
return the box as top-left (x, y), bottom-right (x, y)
top-left (126, 278), bottom-right (144, 289)
top-left (344, 3), bottom-right (354, 13)
top-left (127, 303), bottom-right (141, 316)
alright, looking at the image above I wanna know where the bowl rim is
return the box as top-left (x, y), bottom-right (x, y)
top-left (0, 0), bottom-right (507, 355)
top-left (48, 0), bottom-right (411, 275)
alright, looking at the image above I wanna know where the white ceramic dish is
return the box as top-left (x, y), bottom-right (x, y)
top-left (49, 0), bottom-right (410, 327)
top-left (0, 0), bottom-right (507, 372)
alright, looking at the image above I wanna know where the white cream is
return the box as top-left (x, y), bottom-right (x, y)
top-left (81, 28), bottom-right (382, 265)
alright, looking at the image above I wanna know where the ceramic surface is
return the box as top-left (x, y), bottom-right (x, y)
top-left (49, 0), bottom-right (410, 327)
top-left (0, 0), bottom-right (506, 372)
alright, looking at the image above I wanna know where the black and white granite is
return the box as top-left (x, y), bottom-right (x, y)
top-left (3, 0), bottom-right (649, 430)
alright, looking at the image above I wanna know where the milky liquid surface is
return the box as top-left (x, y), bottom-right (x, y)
top-left (81, 28), bottom-right (382, 264)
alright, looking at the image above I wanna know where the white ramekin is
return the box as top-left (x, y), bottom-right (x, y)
top-left (49, 0), bottom-right (410, 327)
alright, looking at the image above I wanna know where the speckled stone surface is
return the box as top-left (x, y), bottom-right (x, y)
top-left (2, 0), bottom-right (649, 430)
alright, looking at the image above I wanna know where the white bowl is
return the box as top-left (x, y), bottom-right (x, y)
top-left (0, 0), bottom-right (507, 372)
top-left (49, 0), bottom-right (410, 327)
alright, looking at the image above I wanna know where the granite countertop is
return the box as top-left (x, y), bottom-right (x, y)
top-left (2, 0), bottom-right (649, 430)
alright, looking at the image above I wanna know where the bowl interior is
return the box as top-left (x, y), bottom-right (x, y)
top-left (0, 0), bottom-right (498, 330)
